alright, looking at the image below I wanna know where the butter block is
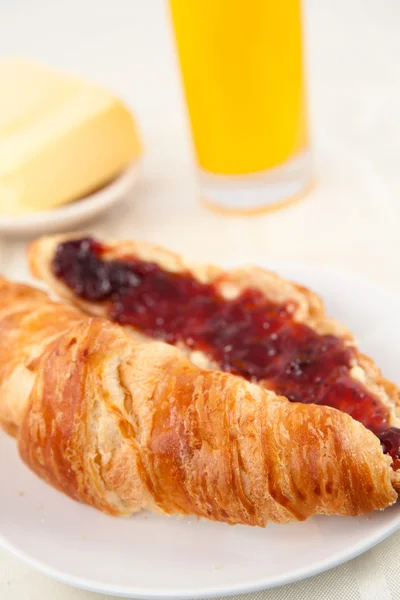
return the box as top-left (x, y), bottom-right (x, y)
top-left (0, 60), bottom-right (142, 214)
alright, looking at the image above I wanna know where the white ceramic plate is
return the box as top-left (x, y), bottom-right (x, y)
top-left (0, 162), bottom-right (140, 236)
top-left (1, 262), bottom-right (400, 599)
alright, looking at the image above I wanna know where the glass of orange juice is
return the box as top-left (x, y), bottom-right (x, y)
top-left (169, 0), bottom-right (311, 213)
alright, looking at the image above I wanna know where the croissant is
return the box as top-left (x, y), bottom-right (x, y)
top-left (0, 278), bottom-right (397, 525)
top-left (28, 235), bottom-right (400, 468)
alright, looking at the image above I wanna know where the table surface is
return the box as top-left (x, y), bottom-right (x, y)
top-left (1, 0), bottom-right (400, 598)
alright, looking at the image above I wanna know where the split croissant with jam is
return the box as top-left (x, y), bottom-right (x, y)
top-left (0, 278), bottom-right (398, 525)
top-left (29, 235), bottom-right (400, 470)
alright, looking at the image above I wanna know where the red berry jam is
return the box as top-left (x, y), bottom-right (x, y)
top-left (377, 429), bottom-right (400, 471)
top-left (53, 237), bottom-right (400, 466)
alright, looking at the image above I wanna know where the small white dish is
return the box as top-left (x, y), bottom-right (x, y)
top-left (1, 261), bottom-right (400, 599)
top-left (0, 162), bottom-right (140, 236)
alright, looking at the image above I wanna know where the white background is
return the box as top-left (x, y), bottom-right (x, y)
top-left (1, 1), bottom-right (400, 598)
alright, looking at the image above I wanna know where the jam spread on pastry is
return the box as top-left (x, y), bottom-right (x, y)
top-left (377, 429), bottom-right (400, 471)
top-left (52, 236), bottom-right (400, 465)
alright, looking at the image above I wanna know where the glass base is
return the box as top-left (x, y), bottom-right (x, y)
top-left (199, 150), bottom-right (312, 214)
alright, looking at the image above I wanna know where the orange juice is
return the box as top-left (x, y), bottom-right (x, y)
top-left (169, 0), bottom-right (308, 177)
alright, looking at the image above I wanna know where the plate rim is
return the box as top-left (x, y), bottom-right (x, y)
top-left (1, 260), bottom-right (400, 599)
top-left (1, 513), bottom-right (400, 599)
top-left (0, 160), bottom-right (140, 234)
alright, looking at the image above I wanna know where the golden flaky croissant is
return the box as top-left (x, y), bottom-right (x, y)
top-left (0, 278), bottom-right (398, 525)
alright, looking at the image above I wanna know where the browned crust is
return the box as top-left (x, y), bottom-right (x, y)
top-left (28, 234), bottom-right (400, 429)
top-left (0, 278), bottom-right (397, 524)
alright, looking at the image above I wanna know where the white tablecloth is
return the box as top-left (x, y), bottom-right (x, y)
top-left (1, 0), bottom-right (400, 598)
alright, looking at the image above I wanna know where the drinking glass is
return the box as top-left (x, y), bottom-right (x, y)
top-left (169, 0), bottom-right (311, 213)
